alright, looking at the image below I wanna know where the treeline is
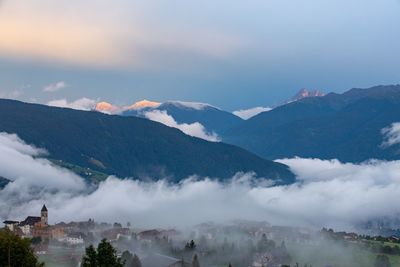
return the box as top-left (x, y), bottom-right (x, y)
top-left (0, 229), bottom-right (44, 267)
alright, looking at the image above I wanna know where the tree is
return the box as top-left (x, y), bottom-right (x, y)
top-left (97, 239), bottom-right (124, 267)
top-left (30, 236), bottom-right (42, 245)
top-left (0, 229), bottom-right (44, 267)
top-left (82, 245), bottom-right (97, 267)
top-left (82, 239), bottom-right (124, 267)
top-left (192, 254), bottom-right (200, 267)
top-left (374, 254), bottom-right (391, 267)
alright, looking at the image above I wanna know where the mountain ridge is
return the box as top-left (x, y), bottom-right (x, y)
top-left (121, 100), bottom-right (243, 134)
top-left (223, 85), bottom-right (400, 162)
top-left (0, 99), bottom-right (294, 184)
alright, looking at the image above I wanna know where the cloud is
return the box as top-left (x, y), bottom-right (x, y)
top-left (3, 133), bottom-right (400, 231)
top-left (0, 133), bottom-right (46, 157)
top-left (0, 132), bottom-right (84, 195)
top-left (0, 89), bottom-right (22, 99)
top-left (233, 107), bottom-right (272, 120)
top-left (0, 1), bottom-right (243, 69)
top-left (0, 133), bottom-right (85, 223)
top-left (43, 81), bottom-right (67, 92)
top-left (144, 110), bottom-right (220, 142)
top-left (166, 101), bottom-right (217, 111)
top-left (381, 122), bottom-right (400, 148)
top-left (47, 97), bottom-right (96, 111)
top-left (273, 158), bottom-right (400, 228)
top-left (3, 155), bottom-right (400, 230)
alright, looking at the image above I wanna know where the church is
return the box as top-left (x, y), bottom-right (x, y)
top-left (3, 205), bottom-right (64, 239)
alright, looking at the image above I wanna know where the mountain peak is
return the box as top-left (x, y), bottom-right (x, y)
top-left (95, 101), bottom-right (120, 114)
top-left (126, 100), bottom-right (161, 110)
top-left (291, 88), bottom-right (324, 102)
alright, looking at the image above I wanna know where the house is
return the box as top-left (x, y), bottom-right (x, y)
top-left (50, 225), bottom-right (65, 239)
top-left (58, 232), bottom-right (85, 245)
top-left (3, 220), bottom-right (19, 231)
top-left (101, 227), bottom-right (131, 241)
top-left (138, 229), bottom-right (160, 240)
top-left (343, 232), bottom-right (359, 242)
top-left (19, 216), bottom-right (41, 236)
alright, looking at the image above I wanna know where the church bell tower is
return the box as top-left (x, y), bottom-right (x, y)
top-left (41, 204), bottom-right (48, 226)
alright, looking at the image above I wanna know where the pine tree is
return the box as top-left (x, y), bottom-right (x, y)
top-left (82, 239), bottom-right (124, 267)
top-left (82, 245), bottom-right (97, 267)
top-left (97, 239), bottom-right (124, 267)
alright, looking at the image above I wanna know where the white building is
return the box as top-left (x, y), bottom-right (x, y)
top-left (58, 233), bottom-right (84, 245)
top-left (3, 220), bottom-right (19, 232)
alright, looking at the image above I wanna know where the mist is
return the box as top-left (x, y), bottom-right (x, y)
top-left (144, 110), bottom-right (220, 142)
top-left (381, 122), bottom-right (400, 148)
top-left (2, 132), bottom-right (400, 232)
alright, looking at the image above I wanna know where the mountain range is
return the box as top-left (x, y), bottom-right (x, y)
top-left (94, 88), bottom-right (322, 136)
top-left (121, 101), bottom-right (243, 134)
top-left (101, 85), bottom-right (400, 163)
top-left (95, 100), bottom-right (243, 135)
top-left (2, 84), bottom-right (396, 187)
top-left (0, 99), bottom-right (294, 184)
top-left (223, 85), bottom-right (400, 162)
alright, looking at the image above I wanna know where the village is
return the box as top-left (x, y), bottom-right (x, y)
top-left (2, 205), bottom-right (314, 267)
top-left (4, 206), bottom-right (400, 267)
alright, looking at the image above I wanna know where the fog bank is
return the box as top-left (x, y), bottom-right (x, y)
top-left (1, 132), bottom-right (400, 231)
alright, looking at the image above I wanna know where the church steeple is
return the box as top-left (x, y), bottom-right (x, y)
top-left (41, 204), bottom-right (48, 226)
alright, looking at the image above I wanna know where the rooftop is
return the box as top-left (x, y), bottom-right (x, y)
top-left (3, 220), bottom-right (19, 224)
top-left (19, 216), bottom-right (41, 226)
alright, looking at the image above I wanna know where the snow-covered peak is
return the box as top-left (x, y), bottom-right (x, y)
top-left (95, 101), bottom-right (120, 114)
top-left (95, 99), bottom-right (219, 114)
top-left (291, 88), bottom-right (324, 102)
top-left (125, 100), bottom-right (161, 110)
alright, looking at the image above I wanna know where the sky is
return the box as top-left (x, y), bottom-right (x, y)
top-left (1, 0), bottom-right (400, 110)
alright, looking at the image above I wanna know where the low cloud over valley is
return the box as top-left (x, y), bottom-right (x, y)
top-left (2, 132), bottom-right (400, 231)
